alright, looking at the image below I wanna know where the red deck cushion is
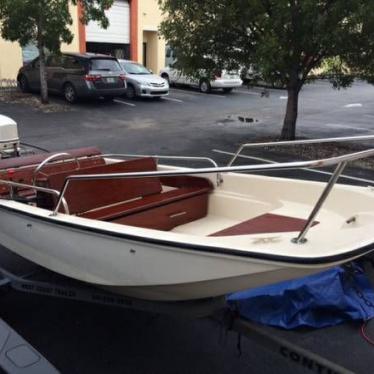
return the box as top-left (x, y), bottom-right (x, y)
top-left (210, 213), bottom-right (319, 236)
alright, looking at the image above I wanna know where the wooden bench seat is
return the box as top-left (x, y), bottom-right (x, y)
top-left (0, 147), bottom-right (101, 170)
top-left (36, 157), bottom-right (213, 231)
top-left (0, 147), bottom-right (104, 198)
top-left (36, 158), bottom-right (162, 213)
top-left (80, 186), bottom-right (211, 220)
top-left (112, 193), bottom-right (209, 231)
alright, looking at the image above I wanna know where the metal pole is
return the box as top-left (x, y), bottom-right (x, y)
top-left (51, 179), bottom-right (70, 216)
top-left (292, 161), bottom-right (347, 244)
top-left (228, 134), bottom-right (374, 166)
top-left (103, 153), bottom-right (223, 186)
top-left (0, 179), bottom-right (70, 214)
top-left (227, 145), bottom-right (244, 166)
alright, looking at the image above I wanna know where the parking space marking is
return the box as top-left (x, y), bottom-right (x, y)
top-left (236, 91), bottom-right (260, 96)
top-left (212, 149), bottom-right (374, 185)
top-left (344, 103), bottom-right (363, 108)
top-left (114, 99), bottom-right (136, 107)
top-left (210, 94), bottom-right (227, 99)
top-left (162, 97), bottom-right (183, 103)
top-left (169, 88), bottom-right (226, 98)
top-left (325, 123), bottom-right (369, 131)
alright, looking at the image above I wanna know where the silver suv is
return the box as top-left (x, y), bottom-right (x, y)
top-left (119, 60), bottom-right (169, 99)
top-left (17, 53), bottom-right (127, 103)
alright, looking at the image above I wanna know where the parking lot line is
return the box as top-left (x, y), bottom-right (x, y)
top-left (344, 103), bottom-right (363, 108)
top-left (236, 90), bottom-right (260, 96)
top-left (162, 97), bottom-right (183, 103)
top-left (325, 123), bottom-right (369, 131)
top-left (210, 94), bottom-right (226, 99)
top-left (114, 99), bottom-right (136, 107)
top-left (170, 88), bottom-right (226, 98)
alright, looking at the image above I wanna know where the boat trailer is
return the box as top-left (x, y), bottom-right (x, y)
top-left (0, 254), bottom-right (360, 374)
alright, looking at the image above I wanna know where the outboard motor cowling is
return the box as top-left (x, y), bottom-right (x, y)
top-left (0, 115), bottom-right (20, 158)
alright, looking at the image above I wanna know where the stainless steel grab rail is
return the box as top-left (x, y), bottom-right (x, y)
top-left (51, 148), bottom-right (374, 244)
top-left (102, 154), bottom-right (222, 186)
top-left (228, 135), bottom-right (374, 166)
top-left (102, 154), bottom-right (219, 167)
top-left (292, 161), bottom-right (348, 244)
top-left (31, 152), bottom-right (80, 186)
top-left (0, 179), bottom-right (69, 214)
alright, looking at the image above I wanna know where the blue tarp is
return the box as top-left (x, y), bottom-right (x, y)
top-left (227, 264), bottom-right (374, 329)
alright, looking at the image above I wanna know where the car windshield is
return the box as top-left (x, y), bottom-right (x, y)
top-left (122, 62), bottom-right (151, 75)
top-left (90, 59), bottom-right (121, 72)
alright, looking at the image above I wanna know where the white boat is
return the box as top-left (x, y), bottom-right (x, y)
top-left (0, 130), bottom-right (373, 300)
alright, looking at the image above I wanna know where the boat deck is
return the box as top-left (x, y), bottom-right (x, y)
top-left (173, 199), bottom-right (324, 237)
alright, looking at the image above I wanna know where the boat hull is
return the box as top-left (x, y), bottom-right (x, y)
top-left (102, 267), bottom-right (324, 301)
top-left (0, 203), bottom-right (338, 301)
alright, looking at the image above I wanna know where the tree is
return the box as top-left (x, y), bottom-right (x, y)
top-left (0, 0), bottom-right (114, 103)
top-left (159, 0), bottom-right (374, 140)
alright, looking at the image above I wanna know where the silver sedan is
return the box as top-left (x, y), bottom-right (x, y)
top-left (119, 60), bottom-right (169, 99)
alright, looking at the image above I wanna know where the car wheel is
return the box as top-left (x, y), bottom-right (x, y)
top-left (63, 83), bottom-right (78, 104)
top-left (126, 84), bottom-right (137, 99)
top-left (223, 88), bottom-right (233, 93)
top-left (161, 73), bottom-right (170, 85)
top-left (18, 75), bottom-right (30, 93)
top-left (199, 80), bottom-right (211, 93)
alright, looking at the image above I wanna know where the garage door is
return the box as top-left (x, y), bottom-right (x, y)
top-left (86, 0), bottom-right (130, 44)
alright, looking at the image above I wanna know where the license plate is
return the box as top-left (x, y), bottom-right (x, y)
top-left (106, 77), bottom-right (115, 83)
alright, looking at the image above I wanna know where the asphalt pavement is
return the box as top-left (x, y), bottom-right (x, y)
top-left (0, 81), bottom-right (374, 373)
top-left (1, 80), bottom-right (373, 157)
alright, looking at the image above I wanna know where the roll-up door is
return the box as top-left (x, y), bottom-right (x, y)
top-left (86, 0), bottom-right (130, 44)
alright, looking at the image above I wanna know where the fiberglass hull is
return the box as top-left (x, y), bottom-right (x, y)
top-left (0, 200), bottom-right (371, 301)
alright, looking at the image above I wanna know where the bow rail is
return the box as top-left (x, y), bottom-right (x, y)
top-left (228, 134), bottom-right (374, 166)
top-left (0, 180), bottom-right (69, 214)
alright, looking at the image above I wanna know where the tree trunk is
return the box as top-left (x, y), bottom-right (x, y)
top-left (38, 45), bottom-right (49, 104)
top-left (280, 86), bottom-right (300, 140)
top-left (37, 4), bottom-right (48, 104)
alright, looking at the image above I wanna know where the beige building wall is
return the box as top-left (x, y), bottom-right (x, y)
top-left (61, 3), bottom-right (80, 53)
top-left (0, 39), bottom-right (23, 80)
top-left (0, 4), bottom-right (79, 80)
top-left (137, 0), bottom-right (166, 74)
top-left (0, 1), bottom-right (166, 79)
